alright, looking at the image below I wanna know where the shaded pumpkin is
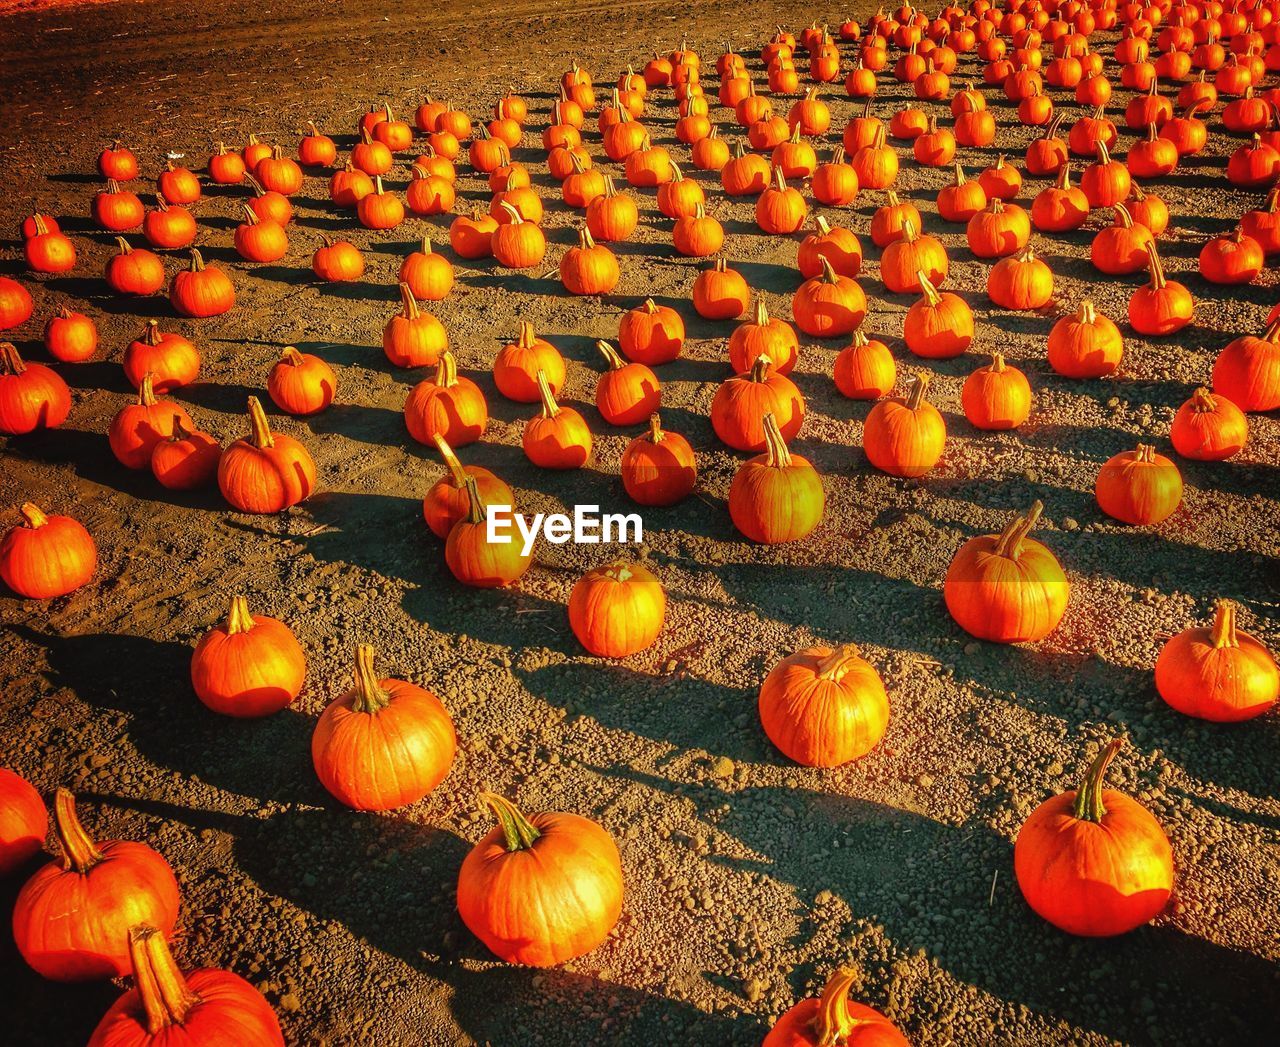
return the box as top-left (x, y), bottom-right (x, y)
top-left (108, 374), bottom-right (192, 470)
top-left (445, 476), bottom-right (533, 587)
top-left (1212, 320), bottom-right (1280, 412)
top-left (711, 355), bottom-right (804, 452)
top-left (763, 965), bottom-right (908, 1046)
top-left (0, 341), bottom-right (71, 435)
top-left (0, 768), bottom-right (46, 876)
top-left (423, 433), bottom-right (514, 540)
top-left (123, 321), bottom-right (199, 393)
top-left (692, 259), bottom-right (749, 320)
top-left (404, 351), bottom-right (488, 448)
top-left (792, 258), bottom-right (866, 338)
top-left (620, 413), bottom-right (697, 506)
top-left (495, 321), bottom-right (566, 402)
top-left (383, 282), bottom-right (448, 369)
top-left (595, 340), bottom-right (660, 426)
top-left (150, 421), bottom-right (222, 492)
top-left (834, 329), bottom-right (896, 400)
top-left (1156, 600), bottom-right (1278, 722)
top-left (1095, 444), bottom-right (1183, 526)
top-left (524, 371), bottom-right (592, 469)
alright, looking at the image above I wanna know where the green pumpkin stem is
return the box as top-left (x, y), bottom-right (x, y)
top-left (351, 644), bottom-right (391, 714)
top-left (479, 792), bottom-right (542, 852)
top-left (225, 595), bottom-right (255, 635)
top-left (994, 501), bottom-right (1044, 559)
top-left (810, 965), bottom-right (858, 1045)
top-left (54, 788), bottom-right (105, 873)
top-left (129, 926), bottom-right (200, 1033)
top-left (1071, 738), bottom-right (1123, 823)
top-left (1210, 600), bottom-right (1239, 648)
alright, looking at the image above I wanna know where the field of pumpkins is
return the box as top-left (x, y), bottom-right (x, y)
top-left (0, 0), bottom-right (1278, 1043)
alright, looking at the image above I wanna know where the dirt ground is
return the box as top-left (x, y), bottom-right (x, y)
top-left (1, 0), bottom-right (1278, 1044)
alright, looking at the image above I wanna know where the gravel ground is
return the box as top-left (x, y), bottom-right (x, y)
top-left (1, 1), bottom-right (1278, 1044)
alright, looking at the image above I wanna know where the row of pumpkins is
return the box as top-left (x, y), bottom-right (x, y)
top-left (2, 0), bottom-right (1280, 1042)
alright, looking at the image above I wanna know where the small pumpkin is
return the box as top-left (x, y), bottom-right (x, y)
top-left (495, 321), bottom-right (566, 402)
top-left (93, 180), bottom-right (144, 232)
top-left (105, 238), bottom-right (166, 296)
top-left (0, 502), bottom-right (96, 599)
top-left (190, 595), bottom-right (305, 718)
top-left (45, 307), bottom-right (98, 363)
top-left (23, 214), bottom-right (76, 273)
top-left (904, 272), bottom-right (973, 359)
top-left (142, 196), bottom-right (196, 250)
top-left (404, 351), bottom-right (488, 447)
top-left (729, 299), bottom-right (799, 375)
top-left (423, 433), bottom-right (514, 540)
top-left (595, 340), bottom-right (660, 426)
top-left (156, 161), bottom-right (201, 205)
top-left (619, 299), bottom-right (684, 365)
top-left (863, 371), bottom-right (945, 477)
top-left (692, 259), bottom-right (749, 320)
top-left (987, 246), bottom-right (1053, 310)
top-left (1031, 162), bottom-right (1090, 232)
top-left (0, 341), bottom-right (71, 435)
top-left (268, 347), bottom-right (336, 416)
top-left (585, 175), bottom-right (639, 242)
top-left (834, 329), bottom-right (896, 400)
top-left (792, 258), bottom-right (867, 338)
top-left (1199, 226), bottom-right (1264, 285)
top-left (492, 202), bottom-right (546, 269)
top-left (150, 421), bottom-right (222, 492)
top-left (798, 215), bottom-right (861, 279)
top-left (299, 120), bottom-right (337, 167)
top-left (1128, 242), bottom-right (1193, 336)
top-left (1095, 444), bottom-right (1183, 526)
top-left (217, 397), bottom-right (316, 513)
top-left (123, 321), bottom-right (199, 393)
top-left (962, 353), bottom-right (1032, 430)
top-left (524, 371), bottom-right (592, 469)
top-left (560, 227), bottom-right (619, 295)
top-left (208, 141), bottom-right (246, 185)
top-left (1156, 600), bottom-right (1279, 722)
top-left (0, 276), bottom-right (33, 332)
top-left (569, 561), bottom-right (666, 657)
top-left (1047, 300), bottom-right (1123, 378)
top-left (763, 965), bottom-right (908, 1047)
top-left (109, 374), bottom-right (192, 470)
top-left (937, 162), bottom-right (987, 223)
top-left (312, 644), bottom-right (456, 811)
top-left (966, 198), bottom-right (1031, 259)
top-left (169, 249), bottom-right (235, 318)
top-left (97, 141), bottom-right (138, 181)
top-left (312, 235), bottom-right (365, 282)
top-left (400, 237), bottom-right (454, 301)
top-left (728, 413), bottom-right (824, 543)
top-left (711, 355), bottom-right (805, 452)
top-left (1094, 204), bottom-right (1155, 278)
top-left (755, 166), bottom-right (808, 234)
top-left (383, 282), bottom-right (448, 369)
top-left (620, 414), bottom-right (697, 506)
top-left (449, 209), bottom-right (498, 260)
top-left (445, 476), bottom-right (533, 587)
top-left (880, 219), bottom-right (948, 294)
top-left (1170, 388), bottom-right (1247, 461)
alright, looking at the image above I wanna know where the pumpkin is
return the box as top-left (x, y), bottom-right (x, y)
top-left (1227, 134), bottom-right (1280, 188)
top-left (987, 247), bottom-right (1053, 310)
top-left (772, 124), bottom-right (818, 180)
top-left (268, 347), bottom-right (335, 416)
top-left (423, 433), bottom-right (514, 539)
top-left (218, 397), bottom-right (316, 513)
top-left (1047, 301), bottom-right (1123, 378)
top-left (399, 237), bottom-right (453, 302)
top-left (457, 792), bottom-right (622, 967)
top-left (88, 925), bottom-right (283, 1047)
top-left (756, 167), bottom-right (808, 234)
top-left (852, 125), bottom-right (899, 189)
top-left (45, 307), bottom-right (98, 363)
top-left (233, 205), bottom-right (288, 263)
top-left (1091, 204), bottom-right (1154, 276)
top-left (123, 321), bottom-right (200, 393)
top-left (671, 203), bottom-right (725, 257)
top-left (1241, 189), bottom-right (1280, 255)
top-left (448, 209), bottom-right (498, 260)
top-left (728, 413), bottom-right (824, 543)
top-left (524, 371), bottom-right (592, 469)
top-left (729, 299), bottom-right (799, 375)
top-left (692, 127), bottom-right (730, 170)
top-left (595, 340), bottom-right (660, 426)
top-left (1212, 320), bottom-right (1280, 412)
top-left (1129, 242), bottom-right (1193, 336)
top-left (962, 353), bottom-right (1031, 430)
top-left (157, 161), bottom-right (201, 205)
top-left (978, 154), bottom-right (1021, 201)
top-left (150, 421), bottom-right (222, 492)
top-left (812, 146), bottom-right (859, 205)
top-left (190, 595), bottom-right (305, 718)
top-left (834, 329), bottom-right (895, 400)
top-left (23, 214), bottom-right (76, 273)
top-left (97, 140), bottom-right (138, 181)
top-left (109, 374), bottom-right (192, 470)
top-left (1127, 122), bottom-right (1179, 179)
top-left (208, 142), bottom-right (245, 185)
top-left (563, 153), bottom-right (606, 210)
top-left (142, 196), bottom-right (196, 250)
top-left (711, 355), bottom-right (805, 452)
top-left (1014, 739), bottom-right (1173, 936)
top-left (966, 198), bottom-right (1031, 259)
top-left (312, 235), bottom-right (364, 283)
top-left (620, 414), bottom-right (697, 506)
top-left (299, 120), bottom-right (336, 167)
top-left (722, 140), bottom-right (772, 196)
top-left (1170, 388), bottom-right (1248, 461)
top-left (13, 789), bottom-right (180, 981)
top-left (1199, 226), bottom-right (1264, 285)
top-left (937, 162), bottom-right (987, 223)
top-left (329, 159), bottom-right (374, 207)
top-left (904, 273), bottom-right (973, 359)
top-left (242, 134), bottom-right (273, 171)
top-left (586, 175), bottom-right (639, 241)
top-left (354, 176), bottom-right (404, 231)
top-left (384, 282), bottom-right (447, 369)
top-left (693, 259), bottom-right (749, 320)
top-left (569, 561), bottom-right (665, 657)
top-left (869, 190), bottom-right (920, 248)
top-left (244, 173), bottom-right (292, 225)
top-left (404, 351), bottom-right (487, 448)
top-left (312, 644), bottom-right (456, 811)
top-left (1031, 162), bottom-right (1089, 232)
top-left (863, 371), bottom-right (945, 477)
top-left (0, 502), bottom-right (96, 599)
top-left (1095, 444), bottom-right (1183, 526)
top-left (93, 180), bottom-right (144, 232)
top-left (763, 965), bottom-right (908, 1047)
top-left (0, 276), bottom-right (33, 331)
top-left (255, 146), bottom-right (303, 195)
top-left (618, 299), bottom-right (684, 366)
top-left (0, 768), bottom-right (45, 876)
top-left (943, 501), bottom-right (1069, 643)
top-left (791, 258), bottom-right (866, 338)
top-left (881, 220), bottom-right (948, 294)
top-left (798, 216), bottom-right (861, 279)
top-left (0, 341), bottom-right (71, 435)
top-left (445, 476), bottom-right (533, 587)
top-left (560, 227), bottom-right (619, 295)
top-left (1156, 601), bottom-right (1278, 722)
top-left (495, 322), bottom-right (565, 402)
top-left (169, 249), bottom-right (234, 318)
top-left (1025, 113), bottom-right (1069, 176)
top-left (913, 115), bottom-right (956, 166)
top-left (105, 238), bottom-right (166, 296)
top-left (758, 644), bottom-right (889, 767)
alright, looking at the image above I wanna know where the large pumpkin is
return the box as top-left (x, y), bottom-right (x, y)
top-left (217, 397), bottom-right (316, 513)
top-left (13, 789), bottom-right (180, 980)
top-left (190, 596), bottom-right (305, 717)
top-left (1155, 600), bottom-right (1278, 722)
top-left (311, 644), bottom-right (456, 811)
top-left (763, 965), bottom-right (908, 1046)
top-left (568, 561), bottom-right (666, 657)
top-left (944, 501), bottom-right (1069, 644)
top-left (1014, 739), bottom-right (1174, 936)
top-left (456, 792), bottom-right (623, 967)
top-left (758, 644), bottom-right (889, 767)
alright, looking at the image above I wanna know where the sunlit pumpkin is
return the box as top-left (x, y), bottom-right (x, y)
top-left (568, 561), bottom-right (665, 657)
top-left (524, 371), bottom-right (592, 469)
top-left (190, 595), bottom-right (305, 718)
top-left (728, 413), bottom-right (824, 544)
top-left (1095, 444), bottom-right (1183, 526)
top-left (384, 282), bottom-right (448, 369)
top-left (620, 413), bottom-right (697, 506)
top-left (1156, 600), bottom-right (1278, 722)
top-left (423, 433), bottom-right (514, 540)
top-left (863, 372), bottom-right (945, 477)
top-left (763, 965), bottom-right (908, 1046)
top-left (217, 397), bottom-right (316, 514)
top-left (1047, 301), bottom-right (1123, 379)
top-left (0, 502), bottom-right (96, 599)
top-left (0, 341), bottom-right (71, 435)
top-left (108, 374), bottom-right (192, 470)
top-left (1212, 320), bottom-right (1280, 412)
top-left (962, 353), bottom-right (1032, 430)
top-left (1170, 388), bottom-right (1248, 461)
top-left (711, 355), bottom-right (804, 452)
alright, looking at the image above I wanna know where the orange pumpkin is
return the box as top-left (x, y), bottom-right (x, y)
top-left (1213, 320), bottom-right (1280, 412)
top-left (524, 371), bottom-right (592, 469)
top-left (1095, 444), bottom-right (1183, 525)
top-left (728, 413), bottom-right (824, 544)
top-left (798, 215), bottom-right (862, 278)
top-left (495, 321), bottom-right (566, 402)
top-left (834, 329), bottom-right (896, 400)
top-left (445, 476), bottom-right (533, 587)
top-left (763, 965), bottom-right (908, 1047)
top-left (711, 355), bottom-right (805, 452)
top-left (693, 259), bottom-right (750, 320)
top-left (729, 299), bottom-right (799, 375)
top-left (190, 596), bottom-right (305, 717)
top-left (108, 374), bottom-right (192, 470)
top-left (962, 353), bottom-right (1031, 430)
top-left (383, 283), bottom-right (448, 369)
top-left (423, 433), bottom-right (514, 540)
top-left (595, 340), bottom-right (660, 426)
top-left (1156, 600), bottom-right (1278, 722)
top-left (400, 237), bottom-right (454, 301)
top-left (560, 227), bottom-right (619, 295)
top-left (619, 299), bottom-right (684, 365)
top-left (0, 502), bottom-right (96, 599)
top-left (150, 421), bottom-right (222, 492)
top-left (792, 258), bottom-right (866, 338)
top-left (122, 322), bottom-right (199, 394)
top-left (1047, 300), bottom-right (1123, 378)
top-left (404, 351), bottom-right (488, 448)
top-left (0, 768), bottom-right (45, 876)
top-left (1170, 388), bottom-right (1248, 460)
top-left (217, 397), bottom-right (316, 514)
top-left (987, 246), bottom-right (1054, 310)
top-left (568, 561), bottom-right (665, 657)
top-left (620, 413), bottom-right (697, 506)
top-left (903, 272), bottom-right (972, 358)
top-left (863, 372), bottom-right (945, 477)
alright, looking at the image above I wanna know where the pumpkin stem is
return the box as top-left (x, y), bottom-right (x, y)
top-left (952, 161), bottom-right (965, 186)
top-left (434, 351), bottom-right (459, 389)
top-left (1144, 241), bottom-right (1166, 289)
top-left (536, 369), bottom-right (561, 418)
top-left (819, 257), bottom-right (840, 284)
top-left (994, 500), bottom-right (1044, 559)
top-left (461, 474), bottom-right (489, 526)
top-left (814, 214), bottom-right (833, 235)
top-left (597, 339), bottom-right (626, 372)
top-left (761, 413), bottom-right (792, 469)
top-left (748, 353), bottom-right (774, 383)
top-left (1071, 738), bottom-right (1123, 823)
top-left (1210, 600), bottom-right (1239, 649)
top-left (904, 371), bottom-right (930, 411)
top-left (647, 413), bottom-right (664, 443)
top-left (225, 595), bottom-right (255, 635)
top-left (809, 965), bottom-right (858, 1046)
top-left (115, 236), bottom-right (133, 255)
top-left (245, 396), bottom-right (275, 449)
top-left (1188, 387), bottom-right (1217, 413)
top-left (816, 644), bottom-right (863, 681)
top-left (1078, 300), bottom-right (1097, 325)
top-left (280, 347), bottom-right (306, 368)
top-left (916, 272), bottom-right (942, 307)
top-left (1113, 203), bottom-right (1134, 228)
top-left (516, 320), bottom-right (537, 349)
top-left (351, 643), bottom-right (391, 714)
top-left (187, 248), bottom-right (207, 273)
top-left (1055, 162), bottom-right (1072, 190)
top-left (136, 372), bottom-right (159, 408)
top-left (480, 792), bottom-right (542, 852)
top-left (20, 502), bottom-right (49, 528)
top-left (432, 432), bottom-right (469, 487)
top-left (129, 926), bottom-right (201, 1033)
top-left (398, 282), bottom-right (421, 320)
top-left (53, 788), bottom-right (104, 873)
top-left (0, 342), bottom-right (27, 376)
top-left (1134, 443), bottom-right (1157, 464)
top-left (989, 353), bottom-right (1007, 373)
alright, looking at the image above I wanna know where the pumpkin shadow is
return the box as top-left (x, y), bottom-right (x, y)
top-left (8, 426), bottom-right (163, 502)
top-left (6, 625), bottom-right (322, 808)
top-left (44, 276), bottom-right (178, 318)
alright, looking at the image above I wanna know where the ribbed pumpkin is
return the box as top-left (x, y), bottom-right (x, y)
top-left (0, 502), bottom-right (97, 599)
top-left (24, 213), bottom-right (76, 273)
top-left (1015, 739), bottom-right (1173, 936)
top-left (267, 347), bottom-right (336, 416)
top-left (0, 768), bottom-right (45, 876)
top-left (966, 198), bottom-right (1031, 259)
top-left (495, 321), bottom-right (566, 402)
top-left (169, 249), bottom-right (235, 318)
top-left (729, 300), bottom-right (799, 375)
top-left (87, 926), bottom-right (284, 1047)
top-left (122, 322), bottom-right (199, 395)
top-left (763, 966), bottom-right (908, 1047)
top-left (863, 372), bottom-right (945, 477)
top-left (619, 299), bottom-right (684, 365)
top-left (880, 220), bottom-right (948, 294)
top-left (1156, 601), bottom-right (1279, 722)
top-left (1129, 243), bottom-right (1193, 336)
top-left (311, 644), bottom-right (456, 811)
top-left (585, 176), bottom-right (639, 241)
top-left (1212, 320), bottom-right (1280, 412)
top-left (491, 203), bottom-right (546, 269)
top-left (595, 340), bottom-right (660, 426)
top-left (1047, 301), bottom-right (1123, 378)
top-left (190, 595), bottom-right (305, 717)
top-left (1032, 162), bottom-right (1090, 232)
top-left (0, 341), bottom-right (71, 435)
top-left (384, 283), bottom-right (448, 368)
top-left (792, 258), bottom-right (866, 338)
top-left (233, 205), bottom-right (288, 262)
top-left (937, 162), bottom-right (987, 223)
top-left (217, 397), bottom-right (316, 514)
top-left (105, 238), bottom-right (165, 296)
top-left (962, 353), bottom-right (1031, 430)
top-left (109, 374), bottom-right (192, 470)
top-left (456, 792), bottom-right (623, 967)
top-left (423, 433), bottom-right (513, 540)
top-left (711, 355), bottom-right (805, 452)
top-left (400, 237), bottom-right (454, 301)
top-left (620, 414), bottom-right (697, 506)
top-left (834, 329), bottom-right (895, 400)
top-left (445, 476), bottom-right (533, 587)
top-left (524, 371), bottom-right (592, 469)
top-left (1170, 388), bottom-right (1248, 460)
top-left (150, 422), bottom-right (222, 492)
top-left (449, 210), bottom-right (497, 259)
top-left (798, 216), bottom-right (861, 278)
top-left (1199, 227), bottom-right (1264, 285)
top-left (568, 561), bottom-right (666, 657)
top-left (728, 413), bottom-right (824, 544)
top-left (987, 247), bottom-right (1053, 310)
top-left (692, 259), bottom-right (750, 320)
top-left (312, 235), bottom-right (365, 282)
top-left (44, 307), bottom-right (98, 363)
top-left (13, 789), bottom-right (180, 981)
top-left (869, 191), bottom-right (920, 248)
top-left (904, 274), bottom-right (973, 358)
top-left (943, 501), bottom-right (1068, 644)
top-left (758, 644), bottom-right (889, 767)
top-left (1095, 444), bottom-right (1183, 526)
top-left (755, 167), bottom-right (808, 234)
top-left (404, 352), bottom-right (488, 448)
top-left (560, 227), bottom-right (620, 295)
top-left (0, 276), bottom-right (33, 332)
